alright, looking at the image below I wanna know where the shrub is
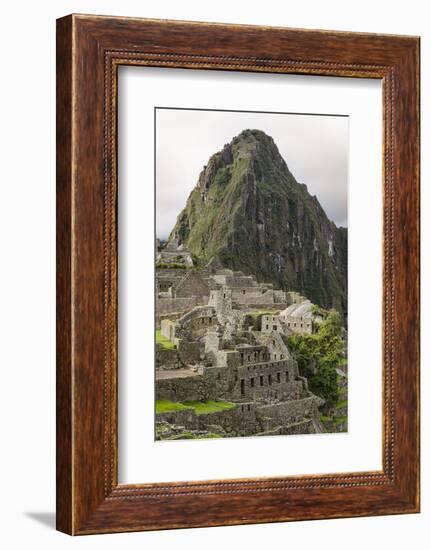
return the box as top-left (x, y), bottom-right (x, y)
top-left (289, 310), bottom-right (345, 408)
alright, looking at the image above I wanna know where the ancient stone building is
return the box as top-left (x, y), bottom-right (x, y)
top-left (154, 250), bottom-right (325, 439)
top-left (172, 270), bottom-right (210, 299)
top-left (279, 301), bottom-right (317, 334)
top-left (260, 314), bottom-right (284, 334)
top-left (156, 239), bottom-right (194, 267)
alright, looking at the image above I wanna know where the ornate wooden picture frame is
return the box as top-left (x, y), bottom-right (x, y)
top-left (56, 14), bottom-right (420, 535)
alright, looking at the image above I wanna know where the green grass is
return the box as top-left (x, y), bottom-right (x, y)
top-left (156, 400), bottom-right (192, 414)
top-left (155, 330), bottom-right (176, 350)
top-left (336, 399), bottom-right (348, 409)
top-left (156, 262), bottom-right (188, 270)
top-left (156, 399), bottom-right (236, 415)
top-left (182, 400), bottom-right (236, 415)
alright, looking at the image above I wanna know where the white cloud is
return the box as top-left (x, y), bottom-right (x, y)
top-left (156, 108), bottom-right (348, 239)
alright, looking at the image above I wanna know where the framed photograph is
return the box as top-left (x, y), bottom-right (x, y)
top-left (56, 14), bottom-right (420, 534)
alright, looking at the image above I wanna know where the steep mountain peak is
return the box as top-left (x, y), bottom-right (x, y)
top-left (231, 129), bottom-right (287, 167)
top-left (166, 129), bottom-right (347, 315)
top-left (233, 128), bottom-right (276, 147)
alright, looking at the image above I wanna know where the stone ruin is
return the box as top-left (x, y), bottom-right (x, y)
top-left (155, 249), bottom-right (325, 440)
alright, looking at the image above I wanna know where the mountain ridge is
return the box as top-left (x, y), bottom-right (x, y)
top-left (167, 129), bottom-right (347, 315)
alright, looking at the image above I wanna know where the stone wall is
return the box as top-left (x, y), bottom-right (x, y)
top-left (156, 297), bottom-right (209, 325)
top-left (156, 269), bottom-right (186, 293)
top-left (157, 311), bottom-right (183, 326)
top-left (273, 290), bottom-right (287, 303)
top-left (260, 314), bottom-right (283, 334)
top-left (255, 332), bottom-right (295, 366)
top-left (156, 342), bottom-right (203, 370)
top-left (161, 319), bottom-right (176, 340)
top-left (237, 345), bottom-right (269, 364)
top-left (156, 395), bottom-right (324, 438)
top-left (156, 349), bottom-right (181, 370)
top-left (204, 329), bottom-right (220, 356)
top-left (157, 249), bottom-right (194, 267)
top-left (208, 289), bottom-right (232, 323)
top-left (156, 362), bottom-right (239, 402)
top-left (157, 403), bottom-right (261, 437)
top-left (177, 340), bottom-right (203, 365)
top-left (244, 303), bottom-right (288, 311)
top-left (283, 315), bottom-right (313, 334)
top-left (258, 396), bottom-right (324, 431)
top-left (173, 271), bottom-right (210, 298)
top-left (156, 373), bottom-right (207, 401)
top-left (180, 315), bottom-right (216, 338)
top-left (233, 290), bottom-right (275, 306)
top-left (236, 359), bottom-right (304, 401)
top-left (286, 291), bottom-right (307, 305)
top-left (197, 403), bottom-right (259, 436)
top-left (174, 305), bottom-right (217, 340)
top-left (155, 353), bottom-right (307, 404)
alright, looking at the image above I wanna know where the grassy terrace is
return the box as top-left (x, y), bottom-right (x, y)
top-left (156, 399), bottom-right (236, 415)
top-left (155, 329), bottom-right (176, 350)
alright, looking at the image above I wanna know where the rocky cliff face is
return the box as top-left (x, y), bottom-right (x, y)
top-left (167, 129), bottom-right (347, 315)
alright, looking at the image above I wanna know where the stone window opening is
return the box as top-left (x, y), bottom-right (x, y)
top-left (251, 377), bottom-right (255, 388)
top-left (242, 290), bottom-right (246, 295)
top-left (266, 324), bottom-right (269, 330)
top-left (286, 372), bottom-right (289, 382)
top-left (247, 404), bottom-right (251, 411)
top-left (268, 374), bottom-right (272, 386)
top-left (277, 372), bottom-right (281, 383)
top-left (274, 354), bottom-right (277, 360)
top-left (260, 375), bottom-right (264, 386)
top-left (273, 325), bottom-right (277, 331)
top-left (240, 379), bottom-right (245, 395)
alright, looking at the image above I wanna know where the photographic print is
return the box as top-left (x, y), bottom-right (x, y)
top-left (56, 16), bottom-right (420, 533)
top-left (155, 107), bottom-right (348, 441)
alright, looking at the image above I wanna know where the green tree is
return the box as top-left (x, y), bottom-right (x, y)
top-left (289, 310), bottom-right (345, 408)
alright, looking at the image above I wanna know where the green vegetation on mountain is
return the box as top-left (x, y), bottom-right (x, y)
top-left (167, 129), bottom-right (347, 315)
top-left (288, 310), bottom-right (346, 408)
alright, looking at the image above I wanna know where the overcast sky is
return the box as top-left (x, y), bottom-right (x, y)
top-left (156, 108), bottom-right (348, 239)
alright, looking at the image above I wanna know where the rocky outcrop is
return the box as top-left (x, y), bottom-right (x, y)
top-left (167, 129), bottom-right (347, 316)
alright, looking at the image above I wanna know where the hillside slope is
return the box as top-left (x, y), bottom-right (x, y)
top-left (167, 129), bottom-right (347, 315)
